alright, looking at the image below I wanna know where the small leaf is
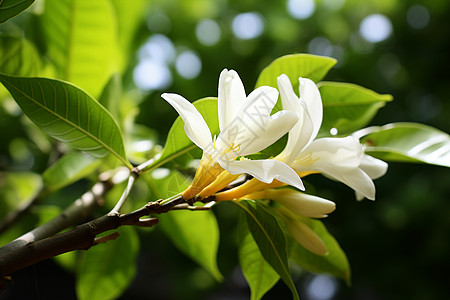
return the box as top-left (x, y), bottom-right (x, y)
top-left (155, 171), bottom-right (223, 281)
top-left (141, 98), bottom-right (218, 172)
top-left (43, 152), bottom-right (101, 191)
top-left (236, 200), bottom-right (300, 300)
top-left (359, 122), bottom-right (450, 167)
top-left (76, 226), bottom-right (139, 300)
top-left (288, 217), bottom-right (351, 284)
top-left (318, 81), bottom-right (393, 137)
top-left (0, 74), bottom-right (131, 168)
top-left (255, 54), bottom-right (337, 113)
top-left (0, 0), bottom-right (35, 23)
top-left (239, 223), bottom-right (279, 300)
top-left (42, 0), bottom-right (118, 97)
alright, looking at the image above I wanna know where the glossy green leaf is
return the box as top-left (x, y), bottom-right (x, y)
top-left (0, 0), bottom-right (34, 23)
top-left (77, 226), bottom-right (139, 300)
top-left (288, 217), bottom-right (351, 284)
top-left (42, 0), bottom-right (118, 97)
top-left (256, 54), bottom-right (337, 88)
top-left (156, 171), bottom-right (223, 281)
top-left (236, 200), bottom-right (299, 300)
top-left (0, 75), bottom-right (131, 168)
top-left (239, 224), bottom-right (279, 300)
top-left (141, 98), bottom-right (219, 172)
top-left (0, 35), bottom-right (41, 76)
top-left (318, 81), bottom-right (393, 137)
top-left (359, 122), bottom-right (450, 167)
top-left (43, 152), bottom-right (101, 191)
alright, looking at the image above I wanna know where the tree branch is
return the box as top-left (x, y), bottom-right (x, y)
top-left (0, 195), bottom-right (185, 288)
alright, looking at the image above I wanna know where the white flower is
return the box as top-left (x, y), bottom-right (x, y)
top-left (275, 74), bottom-right (388, 200)
top-left (161, 69), bottom-right (304, 199)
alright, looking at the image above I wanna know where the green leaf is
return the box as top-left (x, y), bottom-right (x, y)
top-left (0, 0), bottom-right (34, 23)
top-left (43, 152), bottom-right (101, 191)
top-left (41, 0), bottom-right (118, 97)
top-left (77, 226), bottom-right (139, 300)
top-left (255, 54), bottom-right (336, 114)
top-left (318, 81), bottom-right (393, 137)
top-left (359, 122), bottom-right (450, 167)
top-left (0, 35), bottom-right (41, 76)
top-left (155, 171), bottom-right (223, 281)
top-left (236, 200), bottom-right (300, 300)
top-left (0, 74), bottom-right (131, 168)
top-left (239, 223), bottom-right (280, 300)
top-left (288, 218), bottom-right (351, 284)
top-left (141, 98), bottom-right (219, 172)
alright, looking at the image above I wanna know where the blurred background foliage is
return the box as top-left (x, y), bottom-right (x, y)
top-left (1, 0), bottom-right (449, 299)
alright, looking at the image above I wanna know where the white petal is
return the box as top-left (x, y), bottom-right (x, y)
top-left (299, 77), bottom-right (323, 141)
top-left (285, 218), bottom-right (328, 255)
top-left (222, 159), bottom-right (305, 191)
top-left (161, 93), bottom-right (213, 152)
top-left (215, 86), bottom-right (296, 159)
top-left (277, 74), bottom-right (315, 162)
top-left (237, 110), bottom-right (298, 157)
top-left (218, 69), bottom-right (246, 131)
top-left (293, 136), bottom-right (376, 199)
top-left (267, 189), bottom-right (336, 218)
top-left (360, 154), bottom-right (388, 179)
top-left (296, 136), bottom-right (363, 171)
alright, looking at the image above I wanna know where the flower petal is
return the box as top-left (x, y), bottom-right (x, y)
top-left (218, 69), bottom-right (247, 131)
top-left (266, 189), bottom-right (336, 218)
top-left (295, 136), bottom-right (363, 171)
top-left (299, 77), bottom-right (323, 141)
top-left (222, 159), bottom-right (305, 191)
top-left (292, 136), bottom-right (376, 199)
top-left (215, 86), bottom-right (297, 159)
top-left (161, 93), bottom-right (213, 152)
top-left (277, 74), bottom-right (315, 162)
top-left (360, 154), bottom-right (388, 179)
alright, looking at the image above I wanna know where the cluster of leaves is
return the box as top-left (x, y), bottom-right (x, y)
top-left (1, 1), bottom-right (450, 300)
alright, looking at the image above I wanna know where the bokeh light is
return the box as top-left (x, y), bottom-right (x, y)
top-left (175, 50), bottom-right (202, 79)
top-left (287, 0), bottom-right (315, 20)
top-left (360, 14), bottom-right (393, 43)
top-left (232, 12), bottom-right (264, 40)
top-left (196, 19), bottom-right (221, 46)
top-left (133, 59), bottom-right (172, 91)
top-left (407, 5), bottom-right (430, 29)
top-left (305, 274), bottom-right (338, 300)
top-left (138, 34), bottom-right (176, 64)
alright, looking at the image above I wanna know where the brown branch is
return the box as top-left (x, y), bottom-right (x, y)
top-left (0, 195), bottom-right (185, 287)
top-left (0, 181), bottom-right (112, 257)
